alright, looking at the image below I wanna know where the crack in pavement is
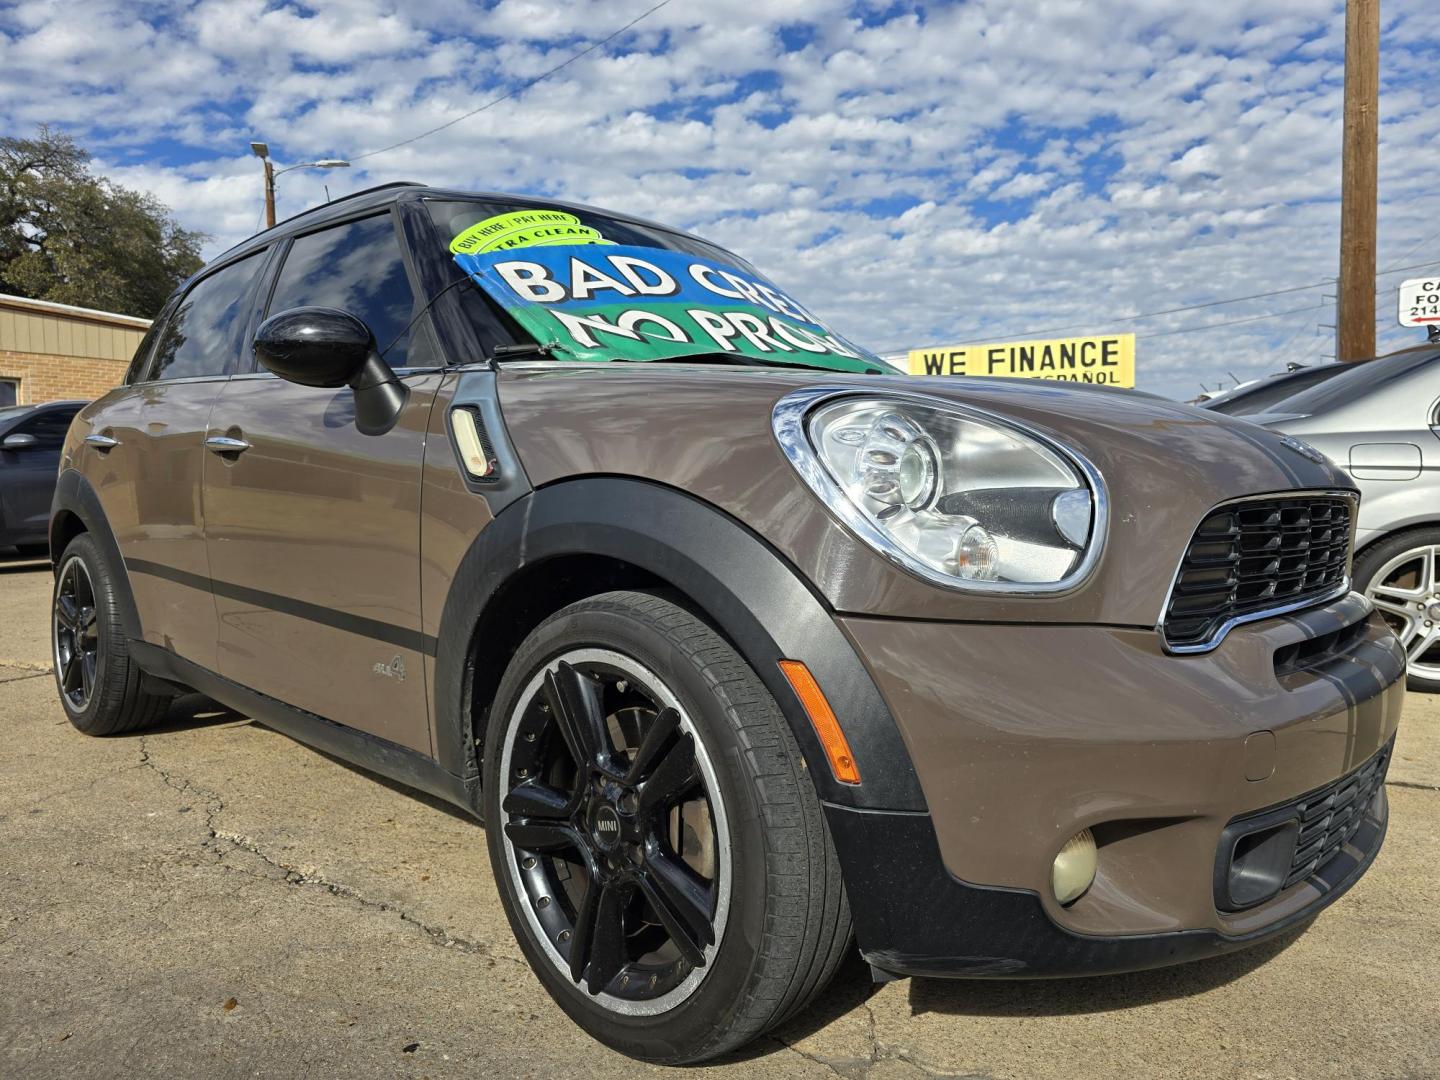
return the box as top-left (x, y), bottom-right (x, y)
top-left (135, 736), bottom-right (527, 969)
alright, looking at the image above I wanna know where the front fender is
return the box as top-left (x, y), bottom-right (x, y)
top-left (433, 476), bottom-right (928, 813)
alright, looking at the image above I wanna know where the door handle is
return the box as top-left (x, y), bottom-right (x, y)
top-left (205, 436), bottom-right (252, 456)
top-left (84, 433), bottom-right (120, 451)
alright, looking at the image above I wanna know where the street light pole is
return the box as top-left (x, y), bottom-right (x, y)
top-left (250, 142), bottom-right (349, 232)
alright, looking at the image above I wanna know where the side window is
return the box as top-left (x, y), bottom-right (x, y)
top-left (13, 408), bottom-right (77, 449)
top-left (125, 302), bottom-right (174, 385)
top-left (150, 252), bottom-right (267, 381)
top-left (266, 214), bottom-right (420, 367)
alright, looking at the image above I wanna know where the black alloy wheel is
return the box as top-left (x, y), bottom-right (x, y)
top-left (497, 648), bottom-right (730, 1012)
top-left (53, 554), bottom-right (100, 711)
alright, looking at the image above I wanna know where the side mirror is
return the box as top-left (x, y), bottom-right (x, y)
top-left (2, 433), bottom-right (38, 450)
top-left (253, 307), bottom-right (408, 436)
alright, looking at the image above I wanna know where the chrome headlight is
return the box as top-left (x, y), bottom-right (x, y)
top-left (774, 390), bottom-right (1107, 592)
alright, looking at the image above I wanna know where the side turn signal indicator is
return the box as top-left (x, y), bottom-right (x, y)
top-left (449, 407), bottom-right (495, 479)
top-left (777, 659), bottom-right (861, 785)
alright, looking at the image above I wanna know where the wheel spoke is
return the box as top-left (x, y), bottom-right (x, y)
top-left (582, 882), bottom-right (629, 994)
top-left (1408, 626), bottom-right (1439, 663)
top-left (80, 650), bottom-right (95, 699)
top-left (545, 663), bottom-right (610, 770)
top-left (502, 779), bottom-right (574, 820)
top-left (60, 650), bottom-right (80, 694)
top-left (55, 592), bottom-right (79, 631)
top-left (638, 851), bottom-right (713, 965)
top-left (504, 820), bottom-right (584, 854)
top-left (1371, 596), bottom-right (1418, 626)
top-left (638, 733), bottom-right (699, 813)
top-left (624, 706), bottom-right (681, 785)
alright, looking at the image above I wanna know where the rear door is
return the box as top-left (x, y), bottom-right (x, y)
top-left (203, 211), bottom-right (440, 753)
top-left (84, 250), bottom-right (271, 668)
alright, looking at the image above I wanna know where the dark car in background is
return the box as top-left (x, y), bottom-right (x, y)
top-left (0, 400), bottom-right (86, 555)
top-left (1199, 361), bottom-right (1362, 416)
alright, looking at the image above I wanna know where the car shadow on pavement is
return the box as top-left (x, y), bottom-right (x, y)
top-left (149, 693), bottom-right (250, 733)
top-left (906, 922), bottom-right (1310, 1017)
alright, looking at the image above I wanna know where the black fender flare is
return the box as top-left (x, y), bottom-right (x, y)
top-left (433, 476), bottom-right (928, 813)
top-left (50, 469), bottom-right (142, 639)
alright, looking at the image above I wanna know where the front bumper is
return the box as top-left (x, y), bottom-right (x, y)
top-left (832, 591), bottom-right (1405, 977)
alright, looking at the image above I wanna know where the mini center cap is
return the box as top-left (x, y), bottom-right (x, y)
top-left (1427, 599), bottom-right (1440, 623)
top-left (592, 805), bottom-right (622, 850)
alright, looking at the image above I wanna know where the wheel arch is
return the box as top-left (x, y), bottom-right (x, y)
top-left (432, 476), bottom-right (928, 815)
top-left (48, 469), bottom-right (142, 638)
top-left (1355, 518), bottom-right (1440, 564)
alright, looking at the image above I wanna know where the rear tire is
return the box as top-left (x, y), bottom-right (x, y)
top-left (482, 590), bottom-right (851, 1063)
top-left (52, 533), bottom-right (173, 735)
top-left (1354, 528), bottom-right (1440, 693)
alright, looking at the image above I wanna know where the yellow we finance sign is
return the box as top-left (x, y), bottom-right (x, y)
top-left (908, 334), bottom-right (1135, 388)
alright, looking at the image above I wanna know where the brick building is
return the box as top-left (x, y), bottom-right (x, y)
top-left (0, 293), bottom-right (150, 406)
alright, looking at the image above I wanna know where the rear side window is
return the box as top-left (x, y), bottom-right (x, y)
top-left (150, 252), bottom-right (268, 381)
top-left (266, 214), bottom-right (419, 366)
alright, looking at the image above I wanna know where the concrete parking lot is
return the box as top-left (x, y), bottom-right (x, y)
top-left (1, 552), bottom-right (1437, 1079)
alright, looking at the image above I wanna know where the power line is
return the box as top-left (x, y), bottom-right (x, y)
top-left (1134, 301), bottom-right (1328, 340)
top-left (889, 257), bottom-right (1440, 353)
top-left (349, 0), bottom-right (673, 163)
top-left (1383, 226), bottom-right (1440, 273)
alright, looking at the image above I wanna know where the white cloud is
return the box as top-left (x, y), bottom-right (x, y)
top-left (3, 0), bottom-right (1438, 397)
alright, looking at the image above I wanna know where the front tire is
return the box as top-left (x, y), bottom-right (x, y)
top-left (1354, 528), bottom-right (1440, 693)
top-left (482, 591), bottom-right (851, 1063)
top-left (53, 533), bottom-right (173, 734)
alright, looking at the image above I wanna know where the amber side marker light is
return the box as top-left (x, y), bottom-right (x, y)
top-left (777, 659), bottom-right (861, 785)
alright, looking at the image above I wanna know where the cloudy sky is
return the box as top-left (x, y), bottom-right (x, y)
top-left (3, 0), bottom-right (1438, 398)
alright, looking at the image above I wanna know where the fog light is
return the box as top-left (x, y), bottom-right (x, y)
top-left (1052, 828), bottom-right (1097, 906)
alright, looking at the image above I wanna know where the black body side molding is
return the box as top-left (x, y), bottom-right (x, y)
top-left (131, 642), bottom-right (474, 813)
top-left (434, 476), bottom-right (928, 813)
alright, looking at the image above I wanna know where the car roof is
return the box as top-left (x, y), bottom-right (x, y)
top-left (210, 182), bottom-right (725, 269)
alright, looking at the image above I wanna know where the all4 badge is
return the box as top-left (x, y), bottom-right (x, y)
top-left (373, 655), bottom-right (407, 682)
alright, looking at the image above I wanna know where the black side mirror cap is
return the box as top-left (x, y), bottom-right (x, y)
top-left (253, 307), bottom-right (408, 436)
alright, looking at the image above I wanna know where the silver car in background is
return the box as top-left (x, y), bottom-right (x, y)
top-left (1252, 344), bottom-right (1440, 690)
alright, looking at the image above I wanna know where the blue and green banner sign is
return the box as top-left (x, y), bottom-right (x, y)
top-left (451, 215), bottom-right (877, 371)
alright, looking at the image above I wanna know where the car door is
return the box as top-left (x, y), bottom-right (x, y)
top-left (82, 250), bottom-right (271, 668)
top-left (1, 406), bottom-right (78, 545)
top-left (203, 211), bottom-right (441, 754)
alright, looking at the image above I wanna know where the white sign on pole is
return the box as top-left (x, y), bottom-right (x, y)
top-left (1399, 277), bottom-right (1440, 328)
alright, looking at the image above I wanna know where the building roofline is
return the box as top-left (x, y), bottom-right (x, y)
top-left (0, 293), bottom-right (151, 329)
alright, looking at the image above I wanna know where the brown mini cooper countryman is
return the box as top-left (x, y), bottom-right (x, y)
top-left (50, 183), bottom-right (1405, 1063)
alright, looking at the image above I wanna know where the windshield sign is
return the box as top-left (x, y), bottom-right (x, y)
top-left (453, 227), bottom-right (880, 372)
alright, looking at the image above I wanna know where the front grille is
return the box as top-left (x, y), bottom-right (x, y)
top-left (1282, 743), bottom-right (1390, 889)
top-left (1163, 494), bottom-right (1353, 650)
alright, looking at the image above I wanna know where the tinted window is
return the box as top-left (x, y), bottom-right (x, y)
top-left (150, 253), bottom-right (267, 381)
top-left (13, 407), bottom-right (78, 449)
top-left (267, 214), bottom-right (419, 366)
top-left (125, 303), bottom-right (173, 385)
top-left (0, 380), bottom-right (16, 408)
top-left (1269, 348), bottom-right (1440, 417)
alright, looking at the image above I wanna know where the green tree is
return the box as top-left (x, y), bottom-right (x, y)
top-left (0, 126), bottom-right (207, 318)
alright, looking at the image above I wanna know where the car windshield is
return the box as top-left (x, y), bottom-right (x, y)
top-left (1265, 347), bottom-right (1440, 417)
top-left (428, 199), bottom-right (884, 374)
top-left (0, 405), bottom-right (32, 427)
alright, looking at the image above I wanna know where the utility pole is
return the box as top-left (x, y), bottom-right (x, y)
top-left (1336, 0), bottom-right (1379, 361)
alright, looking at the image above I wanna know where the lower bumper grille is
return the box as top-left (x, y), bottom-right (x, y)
top-left (1215, 739), bottom-right (1392, 911)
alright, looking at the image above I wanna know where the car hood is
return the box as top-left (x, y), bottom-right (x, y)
top-left (1246, 411), bottom-right (1311, 429)
top-left (497, 364), bottom-right (1355, 626)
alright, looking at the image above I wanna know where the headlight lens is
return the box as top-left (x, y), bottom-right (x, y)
top-left (778, 393), bottom-right (1105, 591)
